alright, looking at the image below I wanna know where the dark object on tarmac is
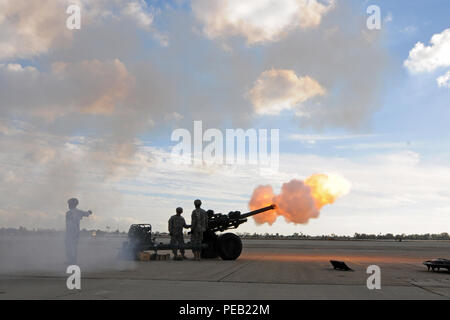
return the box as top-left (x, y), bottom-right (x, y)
top-left (119, 205), bottom-right (276, 261)
top-left (423, 259), bottom-right (450, 272)
top-left (330, 260), bottom-right (353, 271)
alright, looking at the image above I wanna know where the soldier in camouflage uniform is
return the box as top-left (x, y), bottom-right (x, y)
top-left (65, 198), bottom-right (92, 265)
top-left (191, 199), bottom-right (208, 261)
top-left (168, 207), bottom-right (190, 260)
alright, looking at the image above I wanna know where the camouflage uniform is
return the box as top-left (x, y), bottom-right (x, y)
top-left (191, 208), bottom-right (208, 252)
top-left (168, 215), bottom-right (188, 256)
top-left (65, 208), bottom-right (90, 265)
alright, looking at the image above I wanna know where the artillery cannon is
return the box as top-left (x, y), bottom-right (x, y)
top-left (119, 204), bottom-right (276, 261)
top-left (201, 204), bottom-right (276, 260)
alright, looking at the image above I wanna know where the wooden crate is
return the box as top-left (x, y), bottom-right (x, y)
top-left (138, 252), bottom-right (151, 261)
top-left (150, 253), bottom-right (171, 261)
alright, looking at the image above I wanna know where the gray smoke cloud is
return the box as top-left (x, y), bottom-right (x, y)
top-left (0, 233), bottom-right (136, 275)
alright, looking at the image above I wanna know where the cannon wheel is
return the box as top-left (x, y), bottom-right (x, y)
top-left (217, 233), bottom-right (242, 260)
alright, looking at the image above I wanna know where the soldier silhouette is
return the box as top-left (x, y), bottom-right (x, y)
top-left (168, 207), bottom-right (190, 260)
top-left (191, 199), bottom-right (208, 261)
top-left (65, 198), bottom-right (92, 265)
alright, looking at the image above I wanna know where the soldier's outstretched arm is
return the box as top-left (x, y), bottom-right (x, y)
top-left (79, 209), bottom-right (92, 217)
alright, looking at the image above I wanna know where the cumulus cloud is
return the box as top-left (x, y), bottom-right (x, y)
top-left (0, 0), bottom-right (70, 60)
top-left (437, 70), bottom-right (450, 88)
top-left (0, 0), bottom-right (157, 60)
top-left (247, 69), bottom-right (325, 115)
top-left (192, 0), bottom-right (335, 44)
top-left (404, 28), bottom-right (450, 73)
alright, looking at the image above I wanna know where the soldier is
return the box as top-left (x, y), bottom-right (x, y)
top-left (65, 198), bottom-right (92, 265)
top-left (191, 199), bottom-right (208, 261)
top-left (168, 207), bottom-right (190, 260)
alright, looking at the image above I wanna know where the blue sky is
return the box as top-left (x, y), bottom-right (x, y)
top-left (0, 0), bottom-right (449, 235)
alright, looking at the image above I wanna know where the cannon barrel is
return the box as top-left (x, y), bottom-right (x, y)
top-left (205, 204), bottom-right (276, 234)
top-left (240, 204), bottom-right (276, 219)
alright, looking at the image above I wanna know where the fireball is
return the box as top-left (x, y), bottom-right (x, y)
top-left (305, 173), bottom-right (351, 209)
top-left (249, 173), bottom-right (351, 225)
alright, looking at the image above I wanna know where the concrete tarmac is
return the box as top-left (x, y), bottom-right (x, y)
top-left (1, 236), bottom-right (449, 300)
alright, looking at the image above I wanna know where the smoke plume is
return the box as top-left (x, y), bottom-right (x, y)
top-left (249, 173), bottom-right (351, 225)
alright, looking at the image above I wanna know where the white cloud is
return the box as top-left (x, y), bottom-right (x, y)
top-left (247, 69), bottom-right (325, 115)
top-left (404, 28), bottom-right (450, 73)
top-left (121, 0), bottom-right (154, 29)
top-left (192, 0), bottom-right (335, 44)
top-left (0, 63), bottom-right (39, 74)
top-left (437, 70), bottom-right (450, 88)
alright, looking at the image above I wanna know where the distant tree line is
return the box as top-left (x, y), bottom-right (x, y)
top-left (1, 227), bottom-right (449, 241)
top-left (235, 232), bottom-right (450, 241)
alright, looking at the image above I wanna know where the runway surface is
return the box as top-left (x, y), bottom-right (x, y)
top-left (1, 235), bottom-right (449, 299)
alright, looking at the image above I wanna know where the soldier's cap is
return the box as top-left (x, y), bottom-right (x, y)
top-left (194, 199), bottom-right (202, 207)
top-left (68, 198), bottom-right (79, 208)
top-left (176, 207), bottom-right (183, 214)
